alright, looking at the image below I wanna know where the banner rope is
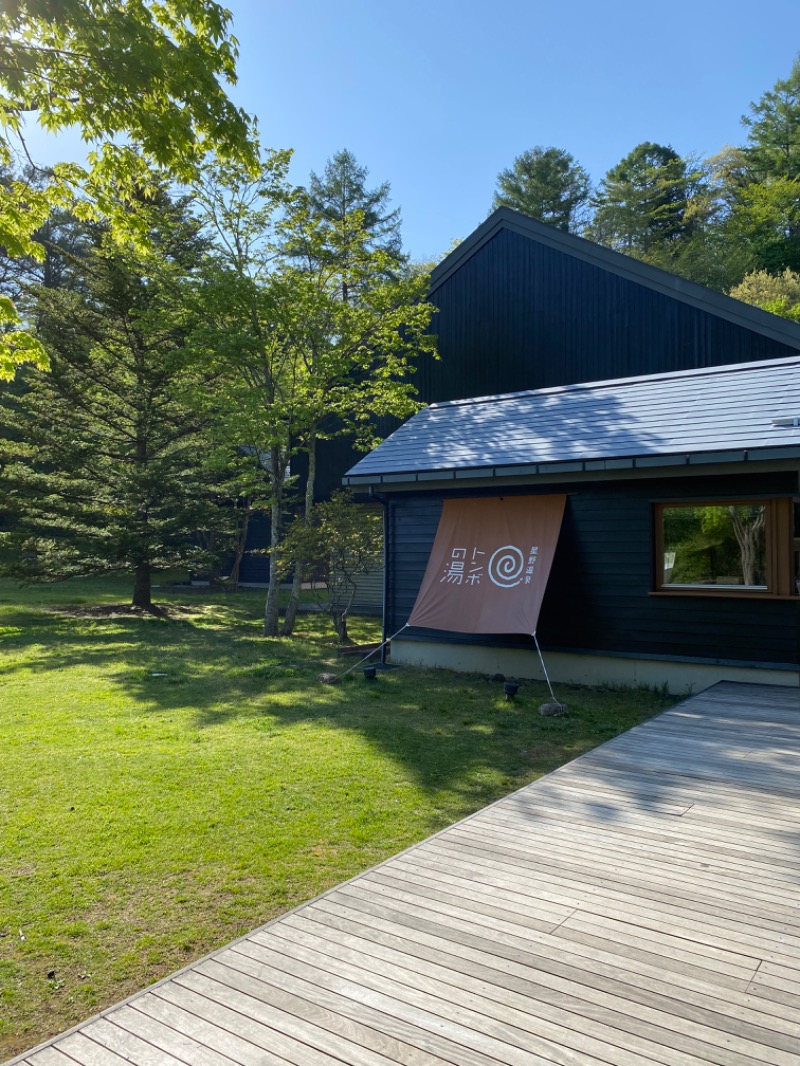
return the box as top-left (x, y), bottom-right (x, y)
top-left (335, 623), bottom-right (410, 681)
top-left (533, 631), bottom-right (559, 703)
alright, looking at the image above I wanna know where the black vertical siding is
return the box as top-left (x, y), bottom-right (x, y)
top-left (417, 229), bottom-right (800, 403)
top-left (387, 473), bottom-right (800, 667)
top-left (237, 512), bottom-right (271, 584)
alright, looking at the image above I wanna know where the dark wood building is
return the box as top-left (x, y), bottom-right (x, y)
top-left (241, 208), bottom-right (800, 585)
top-left (345, 357), bottom-right (800, 692)
top-left (419, 207), bottom-right (800, 402)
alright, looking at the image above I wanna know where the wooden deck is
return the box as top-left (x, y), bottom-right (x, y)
top-left (9, 680), bottom-right (800, 1066)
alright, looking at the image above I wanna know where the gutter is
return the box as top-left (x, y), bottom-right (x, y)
top-left (343, 444), bottom-right (800, 489)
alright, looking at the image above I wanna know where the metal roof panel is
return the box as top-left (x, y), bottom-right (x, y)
top-left (346, 356), bottom-right (800, 479)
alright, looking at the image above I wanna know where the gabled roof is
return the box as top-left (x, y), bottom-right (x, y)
top-left (430, 207), bottom-right (800, 352)
top-left (344, 355), bottom-right (800, 486)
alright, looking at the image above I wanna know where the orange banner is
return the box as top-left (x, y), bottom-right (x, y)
top-left (407, 495), bottom-right (566, 635)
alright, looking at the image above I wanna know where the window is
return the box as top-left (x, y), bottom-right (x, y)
top-left (654, 499), bottom-right (797, 597)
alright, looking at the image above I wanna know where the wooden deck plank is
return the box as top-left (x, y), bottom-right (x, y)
top-left (150, 976), bottom-right (445, 1066)
top-left (44, 1034), bottom-right (134, 1066)
top-left (497, 787), bottom-right (800, 837)
top-left (375, 861), bottom-right (765, 977)
top-left (419, 837), bottom-right (800, 959)
top-left (504, 800), bottom-right (800, 859)
top-left (233, 935), bottom-right (681, 1066)
top-left (152, 980), bottom-right (432, 1066)
top-left (745, 982), bottom-right (800, 1012)
top-left (501, 793), bottom-right (800, 851)
top-left (407, 833), bottom-right (800, 903)
top-left (191, 957), bottom-right (564, 1066)
top-left (503, 797), bottom-right (800, 852)
top-left (236, 935), bottom-right (788, 1066)
top-left (75, 1015), bottom-right (215, 1066)
top-left (467, 816), bottom-right (800, 915)
top-left (415, 841), bottom-right (800, 975)
top-left (8, 681), bottom-right (800, 1066)
top-left (300, 900), bottom-right (800, 1035)
top-left (432, 817), bottom-right (800, 905)
top-left (332, 880), bottom-right (760, 997)
top-left (547, 767), bottom-right (800, 814)
top-left (179, 964), bottom-right (506, 1066)
top-left (318, 886), bottom-right (757, 996)
top-left (472, 806), bottom-right (800, 884)
top-left (21, 1052), bottom-right (75, 1066)
top-left (428, 827), bottom-right (800, 928)
top-left (267, 911), bottom-right (800, 1061)
top-left (132, 991), bottom-right (304, 1066)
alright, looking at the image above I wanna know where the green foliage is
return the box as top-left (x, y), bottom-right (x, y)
top-left (0, 187), bottom-right (236, 605)
top-left (281, 490), bottom-right (383, 641)
top-left (724, 174), bottom-right (800, 275)
top-left (193, 152), bottom-right (436, 636)
top-left (276, 195), bottom-right (435, 445)
top-left (589, 142), bottom-right (700, 253)
top-left (492, 146), bottom-right (591, 232)
top-left (300, 148), bottom-right (406, 274)
top-left (585, 143), bottom-right (741, 289)
top-left (742, 55), bottom-right (800, 181)
top-left (713, 57), bottom-right (800, 277)
top-left (663, 505), bottom-right (767, 587)
top-left (0, 0), bottom-right (257, 378)
top-left (730, 267), bottom-right (800, 321)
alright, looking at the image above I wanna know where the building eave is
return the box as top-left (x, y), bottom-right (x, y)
top-left (343, 445), bottom-right (800, 492)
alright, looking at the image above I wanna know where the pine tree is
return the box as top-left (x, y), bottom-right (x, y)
top-left (588, 142), bottom-right (695, 254)
top-left (743, 55), bottom-right (800, 181)
top-left (491, 147), bottom-right (591, 232)
top-left (289, 149), bottom-right (407, 297)
top-left (0, 188), bottom-right (232, 608)
top-left (722, 58), bottom-right (800, 274)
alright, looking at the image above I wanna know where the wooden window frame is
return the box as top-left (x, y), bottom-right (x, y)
top-left (653, 498), bottom-right (796, 599)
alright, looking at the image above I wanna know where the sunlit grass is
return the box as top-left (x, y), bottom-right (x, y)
top-left (0, 575), bottom-right (672, 1058)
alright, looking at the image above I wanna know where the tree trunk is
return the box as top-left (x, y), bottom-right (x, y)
top-left (131, 422), bottom-right (152, 610)
top-left (263, 451), bottom-right (285, 636)
top-left (331, 608), bottom-right (349, 644)
top-left (132, 562), bottom-right (152, 609)
top-left (228, 505), bottom-right (250, 590)
top-left (281, 433), bottom-right (317, 636)
top-left (204, 531), bottom-right (223, 587)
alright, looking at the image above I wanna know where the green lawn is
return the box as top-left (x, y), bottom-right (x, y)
top-left (0, 576), bottom-right (673, 1059)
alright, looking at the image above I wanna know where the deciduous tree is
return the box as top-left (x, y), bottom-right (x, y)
top-left (280, 490), bottom-right (383, 643)
top-left (729, 267), bottom-right (800, 321)
top-left (0, 0), bottom-right (256, 378)
top-left (193, 154), bottom-right (436, 637)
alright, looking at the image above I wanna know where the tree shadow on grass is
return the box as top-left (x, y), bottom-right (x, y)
top-left (0, 593), bottom-right (666, 806)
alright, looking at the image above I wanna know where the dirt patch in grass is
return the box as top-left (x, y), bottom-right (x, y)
top-left (48, 603), bottom-right (198, 620)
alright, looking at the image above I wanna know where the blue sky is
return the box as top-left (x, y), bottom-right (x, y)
top-left (21, 0), bottom-right (800, 263)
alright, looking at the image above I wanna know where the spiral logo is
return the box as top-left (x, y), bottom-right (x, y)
top-left (488, 545), bottom-right (524, 588)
